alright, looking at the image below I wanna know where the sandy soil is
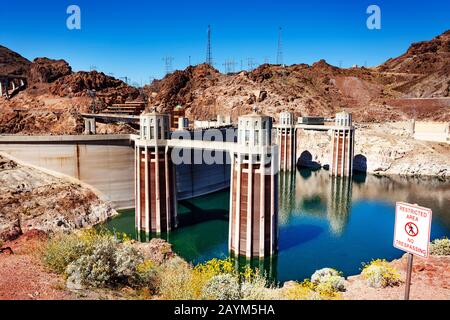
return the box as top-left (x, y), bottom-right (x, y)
top-left (343, 254), bottom-right (450, 300)
top-left (0, 231), bottom-right (73, 300)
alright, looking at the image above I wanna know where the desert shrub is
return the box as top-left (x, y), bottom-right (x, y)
top-left (309, 268), bottom-right (346, 298)
top-left (201, 274), bottom-right (241, 300)
top-left (311, 268), bottom-right (340, 284)
top-left (315, 275), bottom-right (345, 297)
top-left (430, 237), bottom-right (450, 255)
top-left (311, 268), bottom-right (345, 296)
top-left (158, 256), bottom-right (196, 299)
top-left (241, 272), bottom-right (275, 300)
top-left (42, 232), bottom-right (88, 274)
top-left (361, 259), bottom-right (401, 288)
top-left (66, 237), bottom-right (118, 288)
top-left (281, 280), bottom-right (319, 300)
top-left (114, 244), bottom-right (144, 284)
top-left (135, 260), bottom-right (158, 291)
top-left (194, 258), bottom-right (236, 278)
top-left (65, 237), bottom-right (146, 288)
top-left (190, 258), bottom-right (237, 298)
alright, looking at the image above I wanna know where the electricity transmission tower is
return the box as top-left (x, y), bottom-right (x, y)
top-left (206, 25), bottom-right (213, 66)
top-left (276, 27), bottom-right (283, 65)
top-left (247, 58), bottom-right (256, 71)
top-left (162, 56), bottom-right (174, 75)
top-left (120, 76), bottom-right (129, 84)
top-left (222, 59), bottom-right (237, 74)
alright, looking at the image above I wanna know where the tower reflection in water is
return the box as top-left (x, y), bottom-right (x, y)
top-left (232, 169), bottom-right (353, 281)
top-left (327, 176), bottom-right (352, 235)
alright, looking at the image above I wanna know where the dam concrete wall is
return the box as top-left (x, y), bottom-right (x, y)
top-left (0, 135), bottom-right (135, 209)
top-left (0, 134), bottom-right (232, 209)
top-left (176, 153), bottom-right (231, 200)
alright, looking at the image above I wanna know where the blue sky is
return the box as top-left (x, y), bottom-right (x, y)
top-left (1, 0), bottom-right (449, 85)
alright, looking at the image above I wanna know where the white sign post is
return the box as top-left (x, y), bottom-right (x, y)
top-left (393, 202), bottom-right (432, 300)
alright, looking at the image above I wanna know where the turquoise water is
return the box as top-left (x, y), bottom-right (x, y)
top-left (105, 169), bottom-right (450, 282)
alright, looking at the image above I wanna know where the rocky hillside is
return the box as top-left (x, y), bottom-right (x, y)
top-left (377, 30), bottom-right (450, 98)
top-left (144, 30), bottom-right (449, 123)
top-left (0, 153), bottom-right (117, 241)
top-left (0, 54), bottom-right (140, 134)
top-left (0, 45), bottom-right (30, 76)
top-left (29, 57), bottom-right (72, 83)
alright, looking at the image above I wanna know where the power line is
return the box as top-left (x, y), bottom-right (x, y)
top-left (247, 58), bottom-right (256, 71)
top-left (276, 27), bottom-right (283, 65)
top-left (206, 25), bottom-right (213, 66)
top-left (222, 59), bottom-right (237, 74)
top-left (162, 56), bottom-right (174, 75)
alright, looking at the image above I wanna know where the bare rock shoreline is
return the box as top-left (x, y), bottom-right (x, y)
top-left (0, 153), bottom-right (117, 241)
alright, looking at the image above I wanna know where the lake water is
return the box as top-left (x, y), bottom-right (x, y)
top-left (105, 169), bottom-right (450, 282)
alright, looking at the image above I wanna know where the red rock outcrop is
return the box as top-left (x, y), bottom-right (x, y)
top-left (49, 70), bottom-right (140, 104)
top-left (29, 57), bottom-right (72, 83)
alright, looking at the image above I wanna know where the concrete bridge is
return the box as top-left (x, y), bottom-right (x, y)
top-left (0, 74), bottom-right (27, 99)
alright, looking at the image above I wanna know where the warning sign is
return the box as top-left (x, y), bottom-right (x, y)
top-left (393, 202), bottom-right (432, 258)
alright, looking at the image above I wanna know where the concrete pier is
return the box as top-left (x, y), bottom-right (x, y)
top-left (84, 118), bottom-right (96, 135)
top-left (330, 111), bottom-right (354, 176)
top-left (229, 112), bottom-right (279, 258)
top-left (135, 112), bottom-right (177, 234)
top-left (0, 74), bottom-right (27, 99)
top-left (276, 112), bottom-right (297, 171)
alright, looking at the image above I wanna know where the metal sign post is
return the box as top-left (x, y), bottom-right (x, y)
top-left (404, 253), bottom-right (413, 300)
top-left (393, 202), bottom-right (432, 301)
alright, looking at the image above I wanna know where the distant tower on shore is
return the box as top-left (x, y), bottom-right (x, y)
top-left (206, 25), bottom-right (213, 66)
top-left (276, 27), bottom-right (283, 65)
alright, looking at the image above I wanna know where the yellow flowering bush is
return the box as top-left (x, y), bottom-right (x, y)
top-left (190, 258), bottom-right (236, 298)
top-left (361, 259), bottom-right (401, 288)
top-left (158, 256), bottom-right (196, 299)
top-left (282, 280), bottom-right (318, 300)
